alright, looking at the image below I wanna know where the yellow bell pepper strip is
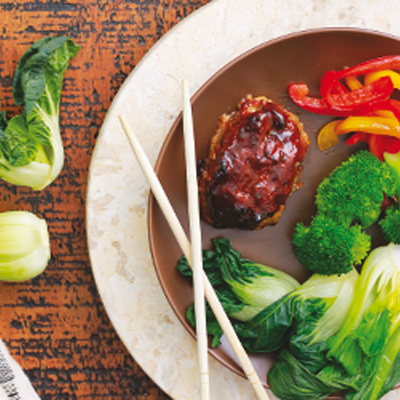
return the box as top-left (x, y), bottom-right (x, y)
top-left (342, 115), bottom-right (400, 161)
top-left (364, 69), bottom-right (400, 90)
top-left (345, 75), bottom-right (363, 91)
top-left (317, 120), bottom-right (341, 151)
top-left (336, 116), bottom-right (400, 138)
top-left (373, 110), bottom-right (398, 120)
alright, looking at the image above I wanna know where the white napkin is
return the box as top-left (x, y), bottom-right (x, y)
top-left (0, 339), bottom-right (40, 400)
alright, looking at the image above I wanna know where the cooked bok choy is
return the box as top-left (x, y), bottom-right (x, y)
top-left (215, 238), bottom-right (300, 321)
top-left (327, 243), bottom-right (400, 400)
top-left (0, 36), bottom-right (80, 190)
top-left (266, 269), bottom-right (359, 399)
top-left (177, 238), bottom-right (300, 347)
top-left (239, 268), bottom-right (359, 355)
top-left (0, 211), bottom-right (50, 281)
top-left (268, 244), bottom-right (400, 400)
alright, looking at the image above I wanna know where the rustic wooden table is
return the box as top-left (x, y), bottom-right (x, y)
top-left (0, 1), bottom-right (211, 399)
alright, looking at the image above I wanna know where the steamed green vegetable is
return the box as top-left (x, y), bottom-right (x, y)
top-left (327, 243), bottom-right (400, 400)
top-left (0, 211), bottom-right (50, 281)
top-left (267, 269), bottom-right (359, 399)
top-left (268, 244), bottom-right (400, 400)
top-left (379, 150), bottom-right (400, 244)
top-left (216, 238), bottom-right (300, 321)
top-left (0, 36), bottom-right (80, 190)
top-left (379, 206), bottom-right (400, 244)
top-left (292, 150), bottom-right (396, 275)
top-left (177, 238), bottom-right (299, 347)
top-left (240, 268), bottom-right (359, 355)
top-left (316, 150), bottom-right (395, 228)
top-left (384, 150), bottom-right (400, 199)
top-left (292, 213), bottom-right (370, 276)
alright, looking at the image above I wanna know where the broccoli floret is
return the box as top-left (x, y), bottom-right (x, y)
top-left (316, 150), bottom-right (396, 228)
top-left (292, 214), bottom-right (371, 276)
top-left (379, 206), bottom-right (400, 244)
top-left (292, 150), bottom-right (399, 275)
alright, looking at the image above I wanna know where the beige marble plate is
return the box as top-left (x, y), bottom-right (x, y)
top-left (86, 0), bottom-right (400, 399)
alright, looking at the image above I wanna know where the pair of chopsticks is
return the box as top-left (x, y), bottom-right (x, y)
top-left (118, 81), bottom-right (270, 400)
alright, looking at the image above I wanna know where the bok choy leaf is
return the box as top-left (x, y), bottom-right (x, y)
top-left (268, 244), bottom-right (400, 400)
top-left (215, 238), bottom-right (300, 321)
top-left (240, 269), bottom-right (359, 354)
top-left (0, 36), bottom-right (80, 190)
top-left (177, 237), bottom-right (299, 347)
top-left (327, 243), bottom-right (400, 400)
top-left (267, 269), bottom-right (359, 399)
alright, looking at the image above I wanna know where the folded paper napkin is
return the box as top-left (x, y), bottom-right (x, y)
top-left (0, 339), bottom-right (40, 400)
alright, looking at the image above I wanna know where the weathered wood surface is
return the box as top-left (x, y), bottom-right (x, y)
top-left (0, 1), bottom-right (210, 398)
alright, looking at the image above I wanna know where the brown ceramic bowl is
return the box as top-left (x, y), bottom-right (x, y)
top-left (148, 28), bottom-right (400, 391)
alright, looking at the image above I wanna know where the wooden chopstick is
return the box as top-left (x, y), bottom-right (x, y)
top-left (182, 79), bottom-right (210, 400)
top-left (118, 114), bottom-right (270, 400)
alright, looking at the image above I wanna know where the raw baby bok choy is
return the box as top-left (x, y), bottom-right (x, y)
top-left (177, 238), bottom-right (300, 348)
top-left (0, 36), bottom-right (80, 190)
top-left (0, 211), bottom-right (50, 281)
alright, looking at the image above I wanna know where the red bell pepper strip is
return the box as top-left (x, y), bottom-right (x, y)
top-left (381, 135), bottom-right (400, 154)
top-left (356, 99), bottom-right (400, 121)
top-left (326, 70), bottom-right (349, 95)
top-left (345, 132), bottom-right (386, 161)
top-left (368, 134), bottom-right (385, 160)
top-left (320, 70), bottom-right (340, 98)
top-left (331, 81), bottom-right (349, 94)
top-left (320, 75), bottom-right (394, 113)
top-left (336, 55), bottom-right (400, 78)
top-left (345, 127), bottom-right (400, 160)
top-left (345, 132), bottom-right (369, 146)
top-left (288, 83), bottom-right (353, 116)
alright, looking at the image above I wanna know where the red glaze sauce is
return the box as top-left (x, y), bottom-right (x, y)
top-left (198, 96), bottom-right (309, 229)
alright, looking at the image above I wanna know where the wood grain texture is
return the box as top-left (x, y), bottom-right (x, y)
top-left (0, 0), bottom-right (211, 398)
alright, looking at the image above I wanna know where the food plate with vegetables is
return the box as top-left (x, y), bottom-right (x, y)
top-left (148, 28), bottom-right (400, 398)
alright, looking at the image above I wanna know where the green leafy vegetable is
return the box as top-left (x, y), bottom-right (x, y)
top-left (267, 269), bottom-right (359, 400)
top-left (241, 268), bottom-right (359, 355)
top-left (326, 243), bottom-right (400, 400)
top-left (177, 237), bottom-right (299, 347)
top-left (0, 36), bottom-right (80, 190)
top-left (0, 211), bottom-right (50, 281)
top-left (215, 238), bottom-right (300, 321)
